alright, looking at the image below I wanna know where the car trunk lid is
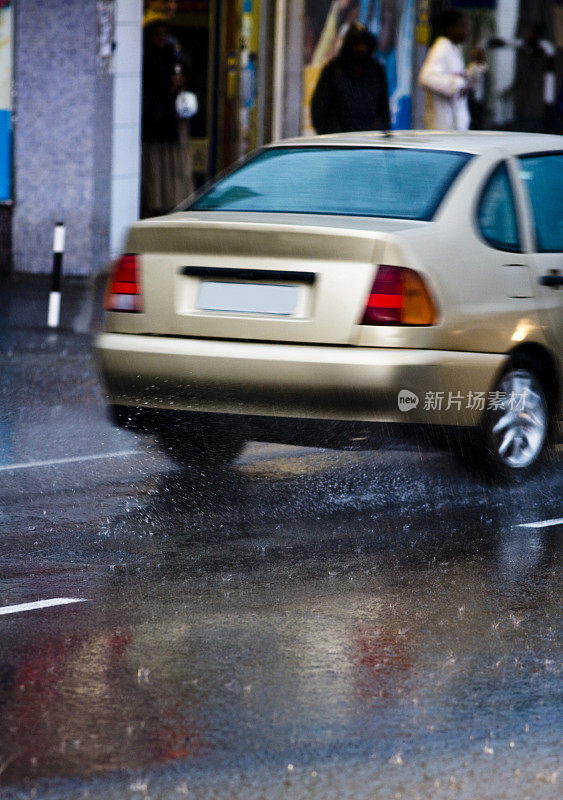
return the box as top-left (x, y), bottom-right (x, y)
top-left (122, 212), bottom-right (424, 346)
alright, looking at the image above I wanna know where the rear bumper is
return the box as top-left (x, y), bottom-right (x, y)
top-left (95, 333), bottom-right (508, 427)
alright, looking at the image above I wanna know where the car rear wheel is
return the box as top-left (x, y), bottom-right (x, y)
top-left (110, 405), bottom-right (243, 467)
top-left (481, 358), bottom-right (551, 479)
top-left (157, 423), bottom-right (244, 468)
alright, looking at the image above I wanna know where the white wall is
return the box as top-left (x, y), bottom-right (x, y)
top-left (110, 0), bottom-right (143, 258)
top-left (491, 0), bottom-right (519, 127)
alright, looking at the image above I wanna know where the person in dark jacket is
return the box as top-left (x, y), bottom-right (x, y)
top-left (142, 20), bottom-right (183, 144)
top-left (311, 23), bottom-right (391, 134)
top-left (141, 18), bottom-right (194, 217)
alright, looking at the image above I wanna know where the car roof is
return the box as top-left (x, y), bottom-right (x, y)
top-left (273, 130), bottom-right (563, 156)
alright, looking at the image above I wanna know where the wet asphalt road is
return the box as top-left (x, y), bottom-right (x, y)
top-left (0, 326), bottom-right (561, 800)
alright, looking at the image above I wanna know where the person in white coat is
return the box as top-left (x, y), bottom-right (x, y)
top-left (419, 10), bottom-right (486, 131)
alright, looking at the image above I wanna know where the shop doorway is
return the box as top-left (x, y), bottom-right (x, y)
top-left (140, 0), bottom-right (271, 216)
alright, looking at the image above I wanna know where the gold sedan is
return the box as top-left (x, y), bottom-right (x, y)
top-left (96, 132), bottom-right (563, 479)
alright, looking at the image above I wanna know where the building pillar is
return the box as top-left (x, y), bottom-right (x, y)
top-left (272, 0), bottom-right (303, 141)
top-left (110, 0), bottom-right (142, 258)
top-left (13, 0), bottom-right (114, 275)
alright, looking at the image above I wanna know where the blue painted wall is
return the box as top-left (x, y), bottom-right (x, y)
top-left (0, 109), bottom-right (11, 201)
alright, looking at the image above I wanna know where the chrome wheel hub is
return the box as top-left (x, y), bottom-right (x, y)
top-left (490, 370), bottom-right (547, 469)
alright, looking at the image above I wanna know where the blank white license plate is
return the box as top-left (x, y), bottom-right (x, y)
top-left (198, 281), bottom-right (299, 315)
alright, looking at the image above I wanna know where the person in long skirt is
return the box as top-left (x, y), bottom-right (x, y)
top-left (141, 17), bottom-right (194, 217)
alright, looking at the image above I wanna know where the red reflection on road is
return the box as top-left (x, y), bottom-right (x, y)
top-left (350, 624), bottom-right (416, 703)
top-left (0, 627), bottom-right (209, 784)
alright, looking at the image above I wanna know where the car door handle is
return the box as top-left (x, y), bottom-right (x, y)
top-left (539, 274), bottom-right (563, 287)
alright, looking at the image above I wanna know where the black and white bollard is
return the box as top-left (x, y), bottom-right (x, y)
top-left (47, 222), bottom-right (66, 328)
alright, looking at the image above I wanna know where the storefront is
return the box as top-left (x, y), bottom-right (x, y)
top-left (2, 1), bottom-right (562, 276)
top-left (148, 0), bottom-right (272, 185)
top-left (300, 0), bottom-right (563, 135)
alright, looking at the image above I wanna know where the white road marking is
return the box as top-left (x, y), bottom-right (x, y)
top-left (0, 598), bottom-right (89, 616)
top-left (0, 450), bottom-right (142, 472)
top-left (517, 518), bottom-right (563, 529)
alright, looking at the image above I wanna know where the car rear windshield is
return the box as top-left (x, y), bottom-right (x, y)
top-left (189, 147), bottom-right (472, 220)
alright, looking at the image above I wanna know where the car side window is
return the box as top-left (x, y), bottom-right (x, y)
top-left (477, 163), bottom-right (520, 251)
top-left (519, 153), bottom-right (563, 253)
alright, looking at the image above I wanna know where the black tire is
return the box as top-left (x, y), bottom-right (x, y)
top-left (110, 406), bottom-right (243, 466)
top-left (157, 420), bottom-right (244, 467)
top-left (477, 354), bottom-right (552, 481)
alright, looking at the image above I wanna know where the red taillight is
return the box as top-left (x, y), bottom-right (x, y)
top-left (360, 265), bottom-right (437, 326)
top-left (104, 254), bottom-right (143, 312)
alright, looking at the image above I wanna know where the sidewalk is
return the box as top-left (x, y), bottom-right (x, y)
top-left (0, 271), bottom-right (108, 334)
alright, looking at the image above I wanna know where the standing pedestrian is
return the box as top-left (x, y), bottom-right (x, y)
top-left (141, 16), bottom-right (194, 218)
top-left (418, 9), bottom-right (487, 131)
top-left (311, 22), bottom-right (391, 134)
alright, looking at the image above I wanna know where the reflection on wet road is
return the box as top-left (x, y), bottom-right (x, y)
top-left (0, 331), bottom-right (561, 799)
